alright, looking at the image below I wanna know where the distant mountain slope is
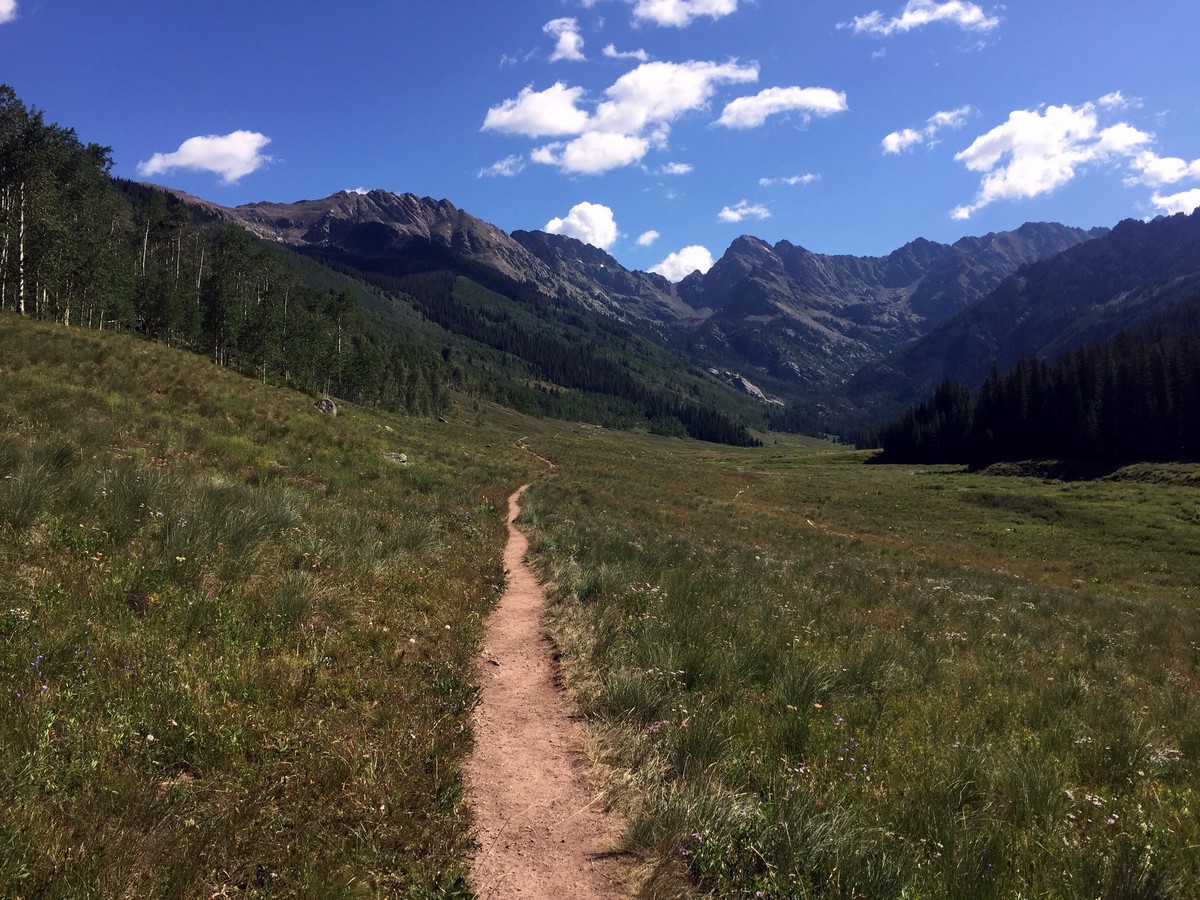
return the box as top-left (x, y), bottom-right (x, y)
top-left (849, 209), bottom-right (1200, 422)
top-left (218, 190), bottom-right (697, 325)
top-left (510, 229), bottom-right (691, 325)
top-left (169, 186), bottom-right (1160, 435)
top-left (673, 223), bottom-right (1106, 391)
top-left (228, 189), bottom-right (560, 289)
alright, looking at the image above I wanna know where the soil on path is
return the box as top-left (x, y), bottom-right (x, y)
top-left (465, 486), bottom-right (631, 899)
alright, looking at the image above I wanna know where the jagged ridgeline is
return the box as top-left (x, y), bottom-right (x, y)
top-left (0, 85), bottom-right (759, 446)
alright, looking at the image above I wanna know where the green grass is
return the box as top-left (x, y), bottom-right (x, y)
top-left (516, 427), bottom-right (1200, 898)
top-left (0, 314), bottom-right (538, 897)
top-left (6, 312), bottom-right (1200, 898)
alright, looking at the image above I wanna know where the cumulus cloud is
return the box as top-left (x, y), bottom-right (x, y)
top-left (883, 128), bottom-right (924, 154)
top-left (883, 104), bottom-right (973, 154)
top-left (636, 229), bottom-right (661, 246)
top-left (593, 60), bottom-right (759, 135)
top-left (490, 60), bottom-right (758, 175)
top-left (137, 131), bottom-right (272, 184)
top-left (715, 86), bottom-right (848, 129)
top-left (603, 43), bottom-right (650, 62)
top-left (846, 0), bottom-right (1000, 36)
top-left (631, 0), bottom-right (738, 28)
top-left (544, 201), bottom-right (620, 249)
top-left (477, 155), bottom-right (526, 178)
top-left (1127, 151), bottom-right (1200, 187)
top-left (950, 101), bottom-right (1154, 219)
top-left (759, 174), bottom-right (819, 187)
top-left (1151, 188), bottom-right (1200, 216)
top-left (483, 82), bottom-right (590, 138)
top-left (660, 162), bottom-right (693, 175)
top-left (533, 132), bottom-right (652, 174)
top-left (0, 0), bottom-right (16, 24)
top-left (650, 245), bottom-right (714, 281)
top-left (545, 18), bottom-right (586, 62)
top-left (718, 200), bottom-right (770, 223)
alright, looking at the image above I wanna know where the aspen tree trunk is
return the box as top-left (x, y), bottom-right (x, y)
top-left (17, 181), bottom-right (26, 315)
top-left (1, 184), bottom-right (9, 309)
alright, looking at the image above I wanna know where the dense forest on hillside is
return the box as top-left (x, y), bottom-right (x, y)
top-left (0, 87), bottom-right (452, 414)
top-left (0, 86), bottom-right (759, 445)
top-left (871, 296), bottom-right (1200, 464)
top-left (323, 256), bottom-right (760, 446)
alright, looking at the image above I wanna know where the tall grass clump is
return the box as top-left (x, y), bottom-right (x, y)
top-left (519, 428), bottom-right (1200, 897)
top-left (0, 315), bottom-right (535, 897)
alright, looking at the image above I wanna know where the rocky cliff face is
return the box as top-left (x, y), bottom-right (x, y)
top-left (510, 229), bottom-right (691, 324)
top-left (226, 190), bottom-right (562, 291)
top-left (674, 223), bottom-right (1106, 391)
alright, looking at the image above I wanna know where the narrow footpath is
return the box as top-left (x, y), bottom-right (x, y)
top-left (465, 486), bottom-right (630, 899)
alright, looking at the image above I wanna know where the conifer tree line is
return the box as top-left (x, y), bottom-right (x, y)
top-left (0, 86), bottom-right (451, 415)
top-left (872, 297), bottom-right (1200, 464)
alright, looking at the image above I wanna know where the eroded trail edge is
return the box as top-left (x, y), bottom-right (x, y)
top-left (466, 487), bottom-right (629, 899)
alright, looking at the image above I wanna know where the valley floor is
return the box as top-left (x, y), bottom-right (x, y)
top-left (3, 315), bottom-right (1199, 898)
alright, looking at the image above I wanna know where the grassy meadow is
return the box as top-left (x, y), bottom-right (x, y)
top-left (4, 313), bottom-right (1199, 898)
top-left (517, 427), bottom-right (1200, 898)
top-left (0, 314), bottom-right (539, 897)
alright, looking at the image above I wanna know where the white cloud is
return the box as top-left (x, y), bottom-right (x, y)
top-left (631, 0), bottom-right (738, 28)
top-left (660, 162), bottom-right (693, 175)
top-left (137, 131), bottom-right (272, 184)
top-left (718, 200), bottom-right (770, 223)
top-left (544, 201), bottom-right (619, 249)
top-left (883, 104), bottom-right (973, 154)
top-left (846, 0), bottom-right (1000, 37)
top-left (1151, 188), bottom-right (1200, 216)
top-left (950, 101), bottom-right (1154, 219)
top-left (1098, 91), bottom-right (1144, 112)
top-left (494, 60), bottom-right (758, 176)
top-left (650, 245), bottom-right (714, 281)
top-left (603, 43), bottom-right (650, 62)
top-left (477, 154), bottom-right (526, 178)
top-left (715, 86), bottom-right (848, 129)
top-left (759, 174), bottom-right (819, 187)
top-left (534, 132), bottom-right (652, 174)
top-left (0, 0), bottom-right (16, 24)
top-left (593, 60), bottom-right (759, 135)
top-left (1127, 151), bottom-right (1200, 187)
top-left (883, 128), bottom-right (925, 154)
top-left (482, 82), bottom-right (590, 138)
top-left (345, 187), bottom-right (369, 195)
top-left (636, 229), bottom-right (661, 246)
top-left (545, 18), bottom-right (586, 62)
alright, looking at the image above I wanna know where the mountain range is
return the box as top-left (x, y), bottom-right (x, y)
top-left (168, 186), bottom-right (1200, 435)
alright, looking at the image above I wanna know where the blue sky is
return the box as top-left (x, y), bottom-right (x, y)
top-left (4, 1), bottom-right (1200, 279)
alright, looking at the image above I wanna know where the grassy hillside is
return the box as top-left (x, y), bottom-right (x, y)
top-left (0, 314), bottom-right (539, 896)
top-left (517, 429), bottom-right (1200, 897)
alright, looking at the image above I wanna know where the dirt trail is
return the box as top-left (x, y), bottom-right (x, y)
top-left (465, 486), bottom-right (630, 899)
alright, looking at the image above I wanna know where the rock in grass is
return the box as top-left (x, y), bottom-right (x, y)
top-left (384, 452), bottom-right (408, 466)
top-left (314, 397), bottom-right (337, 416)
